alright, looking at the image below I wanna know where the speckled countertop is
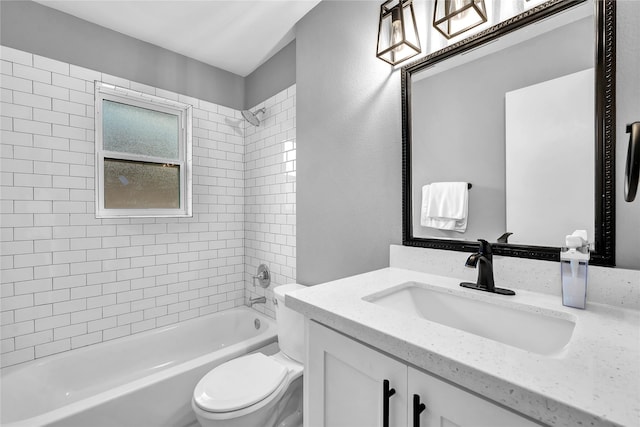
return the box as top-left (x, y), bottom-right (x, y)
top-left (286, 267), bottom-right (640, 427)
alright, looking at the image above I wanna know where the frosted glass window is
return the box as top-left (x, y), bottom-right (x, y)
top-left (95, 82), bottom-right (192, 218)
top-left (103, 100), bottom-right (179, 159)
top-left (104, 159), bottom-right (180, 209)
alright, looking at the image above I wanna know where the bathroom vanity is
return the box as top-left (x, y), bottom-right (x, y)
top-left (305, 320), bottom-right (539, 427)
top-left (287, 250), bottom-right (640, 427)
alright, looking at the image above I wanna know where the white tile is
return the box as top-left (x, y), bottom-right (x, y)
top-left (0, 60), bottom-right (12, 76)
top-left (0, 75), bottom-right (32, 93)
top-left (13, 118), bottom-right (51, 136)
top-left (1, 320), bottom-right (34, 338)
top-left (34, 55), bottom-right (69, 75)
top-left (34, 263), bottom-right (70, 279)
top-left (0, 348), bottom-right (34, 367)
top-left (52, 74), bottom-right (85, 92)
top-left (117, 311), bottom-right (143, 326)
top-left (0, 116), bottom-right (13, 131)
top-left (0, 294), bottom-right (34, 311)
top-left (34, 82), bottom-right (69, 100)
top-left (69, 261), bottom-right (101, 275)
top-left (52, 99), bottom-right (85, 116)
top-left (68, 89), bottom-right (94, 106)
top-left (156, 313), bottom-right (178, 327)
top-left (71, 331), bottom-right (102, 349)
top-left (33, 213), bottom-right (70, 226)
top-left (1, 129), bottom-right (33, 146)
top-left (53, 176), bottom-right (85, 189)
top-left (103, 324), bottom-right (130, 341)
top-left (86, 294), bottom-right (116, 309)
top-left (33, 109), bottom-right (69, 126)
top-left (131, 319), bottom-right (155, 334)
top-left (33, 161), bottom-right (69, 176)
top-left (14, 252), bottom-right (52, 268)
top-left (34, 238), bottom-right (69, 253)
top-left (53, 299), bottom-right (86, 315)
top-left (12, 64), bottom-right (51, 85)
top-left (15, 330), bottom-right (53, 349)
top-left (1, 101), bottom-right (32, 119)
top-left (54, 323), bottom-right (87, 340)
top-left (33, 188), bottom-right (69, 201)
top-left (35, 339), bottom-right (70, 358)
top-left (0, 46), bottom-right (32, 66)
top-left (69, 65), bottom-right (101, 82)
top-left (14, 278), bottom-right (51, 295)
top-left (34, 313), bottom-right (70, 331)
top-left (87, 316), bottom-right (116, 333)
top-left (1, 338), bottom-right (15, 354)
top-left (70, 307), bottom-right (101, 323)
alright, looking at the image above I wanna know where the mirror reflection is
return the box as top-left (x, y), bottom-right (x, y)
top-left (409, 1), bottom-right (596, 248)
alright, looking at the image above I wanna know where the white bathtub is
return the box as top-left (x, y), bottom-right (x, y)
top-left (0, 307), bottom-right (278, 427)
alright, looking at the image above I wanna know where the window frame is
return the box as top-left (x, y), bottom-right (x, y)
top-left (94, 82), bottom-right (193, 218)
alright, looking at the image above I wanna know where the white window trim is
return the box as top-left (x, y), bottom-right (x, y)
top-left (94, 82), bottom-right (193, 218)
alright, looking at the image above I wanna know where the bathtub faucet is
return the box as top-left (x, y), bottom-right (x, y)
top-left (249, 296), bottom-right (267, 307)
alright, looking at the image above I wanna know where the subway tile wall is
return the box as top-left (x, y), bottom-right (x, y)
top-left (243, 87), bottom-right (296, 318)
top-left (0, 46), bottom-right (296, 368)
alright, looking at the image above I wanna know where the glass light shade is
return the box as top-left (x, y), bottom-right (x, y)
top-left (433, 0), bottom-right (488, 40)
top-left (376, 0), bottom-right (421, 65)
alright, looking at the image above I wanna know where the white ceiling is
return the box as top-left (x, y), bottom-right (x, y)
top-left (34, 0), bottom-right (321, 77)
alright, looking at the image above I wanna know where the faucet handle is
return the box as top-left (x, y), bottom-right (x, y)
top-left (252, 264), bottom-right (271, 288)
top-left (477, 239), bottom-right (492, 256)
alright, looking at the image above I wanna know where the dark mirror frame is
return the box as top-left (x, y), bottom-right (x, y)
top-left (401, 0), bottom-right (615, 266)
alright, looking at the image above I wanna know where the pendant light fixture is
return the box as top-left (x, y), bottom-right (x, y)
top-left (376, 0), bottom-right (421, 65)
top-left (433, 0), bottom-right (488, 40)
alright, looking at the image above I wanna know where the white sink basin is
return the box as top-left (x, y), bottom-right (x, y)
top-left (364, 282), bottom-right (576, 355)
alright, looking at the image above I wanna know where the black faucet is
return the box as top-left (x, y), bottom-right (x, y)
top-left (460, 239), bottom-right (515, 295)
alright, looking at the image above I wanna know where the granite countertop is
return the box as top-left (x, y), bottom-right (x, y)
top-left (286, 267), bottom-right (640, 427)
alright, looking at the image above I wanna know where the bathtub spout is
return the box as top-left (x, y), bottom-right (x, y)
top-left (249, 296), bottom-right (267, 307)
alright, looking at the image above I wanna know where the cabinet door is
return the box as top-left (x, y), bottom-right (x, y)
top-left (306, 320), bottom-right (408, 427)
top-left (408, 367), bottom-right (541, 427)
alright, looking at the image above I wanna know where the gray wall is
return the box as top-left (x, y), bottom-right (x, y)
top-left (0, 0), bottom-right (245, 109)
top-left (295, 0), bottom-right (639, 280)
top-left (245, 40), bottom-right (296, 109)
top-left (296, 1), bottom-right (403, 285)
top-left (411, 17), bottom-right (592, 242)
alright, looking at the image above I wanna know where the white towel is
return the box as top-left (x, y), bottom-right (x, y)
top-left (420, 182), bottom-right (469, 232)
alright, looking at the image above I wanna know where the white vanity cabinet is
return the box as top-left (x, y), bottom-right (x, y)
top-left (306, 320), bottom-right (540, 427)
top-left (306, 319), bottom-right (407, 427)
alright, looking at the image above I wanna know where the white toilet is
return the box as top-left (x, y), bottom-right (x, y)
top-left (192, 284), bottom-right (305, 427)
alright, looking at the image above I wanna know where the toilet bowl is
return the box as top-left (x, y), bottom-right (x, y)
top-left (192, 284), bottom-right (305, 427)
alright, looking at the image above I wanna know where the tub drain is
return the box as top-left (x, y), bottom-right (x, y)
top-left (254, 318), bottom-right (261, 329)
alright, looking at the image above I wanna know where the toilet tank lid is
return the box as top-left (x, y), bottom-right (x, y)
top-left (273, 284), bottom-right (305, 299)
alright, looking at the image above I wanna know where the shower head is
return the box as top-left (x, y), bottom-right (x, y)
top-left (241, 107), bottom-right (266, 126)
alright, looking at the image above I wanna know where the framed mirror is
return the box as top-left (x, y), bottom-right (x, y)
top-left (401, 0), bottom-right (615, 266)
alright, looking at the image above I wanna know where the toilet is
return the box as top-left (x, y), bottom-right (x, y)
top-left (192, 284), bottom-right (305, 427)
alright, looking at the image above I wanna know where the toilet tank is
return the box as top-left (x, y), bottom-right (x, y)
top-left (273, 284), bottom-right (306, 363)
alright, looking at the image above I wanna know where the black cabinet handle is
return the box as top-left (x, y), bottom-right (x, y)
top-left (625, 122), bottom-right (640, 202)
top-left (412, 394), bottom-right (426, 427)
top-left (382, 379), bottom-right (396, 427)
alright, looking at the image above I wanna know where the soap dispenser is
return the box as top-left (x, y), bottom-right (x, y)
top-left (560, 230), bottom-right (590, 309)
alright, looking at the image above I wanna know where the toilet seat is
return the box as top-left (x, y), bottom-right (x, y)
top-left (194, 353), bottom-right (288, 413)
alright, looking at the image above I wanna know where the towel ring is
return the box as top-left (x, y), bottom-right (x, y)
top-left (625, 122), bottom-right (640, 202)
